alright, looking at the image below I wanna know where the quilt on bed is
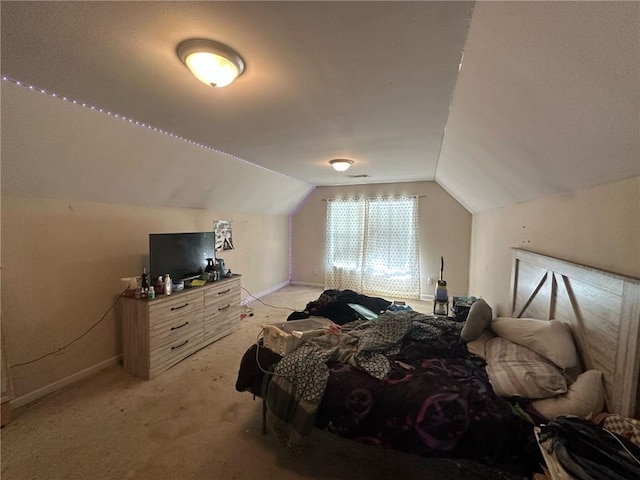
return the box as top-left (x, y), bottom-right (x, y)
top-left (262, 310), bottom-right (537, 471)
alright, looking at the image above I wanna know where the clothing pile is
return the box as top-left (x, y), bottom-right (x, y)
top-left (287, 289), bottom-right (392, 325)
top-left (537, 415), bottom-right (640, 479)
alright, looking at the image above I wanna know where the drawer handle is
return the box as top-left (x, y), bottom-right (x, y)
top-left (171, 321), bottom-right (189, 331)
top-left (171, 340), bottom-right (189, 350)
top-left (218, 289), bottom-right (231, 295)
top-left (218, 304), bottom-right (231, 311)
top-left (171, 303), bottom-right (189, 311)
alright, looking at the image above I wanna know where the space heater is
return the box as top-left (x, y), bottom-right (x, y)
top-left (433, 256), bottom-right (449, 316)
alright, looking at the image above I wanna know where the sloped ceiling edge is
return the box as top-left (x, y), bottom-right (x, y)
top-left (436, 1), bottom-right (640, 214)
top-left (1, 81), bottom-right (314, 216)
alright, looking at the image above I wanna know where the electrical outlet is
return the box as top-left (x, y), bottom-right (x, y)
top-left (313, 268), bottom-right (318, 275)
top-left (427, 276), bottom-right (434, 285)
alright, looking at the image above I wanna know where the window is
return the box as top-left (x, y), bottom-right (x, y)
top-left (325, 196), bottom-right (420, 298)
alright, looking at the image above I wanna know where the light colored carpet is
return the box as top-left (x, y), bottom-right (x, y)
top-left (1, 285), bottom-right (523, 480)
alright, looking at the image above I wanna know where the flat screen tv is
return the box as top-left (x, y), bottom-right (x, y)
top-left (149, 232), bottom-right (215, 283)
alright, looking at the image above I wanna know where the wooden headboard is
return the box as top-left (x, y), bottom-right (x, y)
top-left (510, 248), bottom-right (640, 419)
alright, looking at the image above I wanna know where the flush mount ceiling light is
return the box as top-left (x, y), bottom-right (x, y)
top-left (329, 159), bottom-right (354, 172)
top-left (177, 39), bottom-right (245, 88)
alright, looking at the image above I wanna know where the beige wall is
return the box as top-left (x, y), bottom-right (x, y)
top-left (469, 176), bottom-right (640, 315)
top-left (291, 182), bottom-right (472, 299)
top-left (1, 196), bottom-right (289, 402)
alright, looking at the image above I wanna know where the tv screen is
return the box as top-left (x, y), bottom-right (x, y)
top-left (149, 232), bottom-right (215, 283)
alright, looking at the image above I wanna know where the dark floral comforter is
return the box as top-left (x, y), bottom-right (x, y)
top-left (236, 313), bottom-right (539, 474)
top-left (315, 329), bottom-right (533, 465)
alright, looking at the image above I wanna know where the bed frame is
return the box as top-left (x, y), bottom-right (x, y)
top-left (510, 248), bottom-right (640, 418)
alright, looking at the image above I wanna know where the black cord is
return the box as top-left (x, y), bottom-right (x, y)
top-left (11, 285), bottom-right (294, 368)
top-left (241, 286), bottom-right (296, 312)
top-left (9, 289), bottom-right (128, 368)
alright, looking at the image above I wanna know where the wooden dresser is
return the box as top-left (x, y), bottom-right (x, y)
top-left (122, 274), bottom-right (241, 379)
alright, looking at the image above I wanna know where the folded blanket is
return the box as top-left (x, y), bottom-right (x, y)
top-left (267, 343), bottom-right (329, 455)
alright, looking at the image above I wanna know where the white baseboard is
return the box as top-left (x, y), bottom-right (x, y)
top-left (289, 281), bottom-right (325, 288)
top-left (10, 355), bottom-right (122, 409)
top-left (242, 284), bottom-right (445, 304)
top-left (241, 280), bottom-right (291, 305)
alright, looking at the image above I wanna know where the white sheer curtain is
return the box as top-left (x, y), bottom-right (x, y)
top-left (325, 196), bottom-right (420, 298)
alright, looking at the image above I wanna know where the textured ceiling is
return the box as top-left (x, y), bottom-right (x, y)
top-left (1, 1), bottom-right (638, 214)
top-left (0, 1), bottom-right (473, 186)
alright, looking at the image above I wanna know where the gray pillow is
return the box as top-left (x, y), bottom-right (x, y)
top-left (485, 337), bottom-right (567, 399)
top-left (461, 299), bottom-right (492, 342)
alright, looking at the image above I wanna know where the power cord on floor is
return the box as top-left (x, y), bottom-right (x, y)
top-left (9, 289), bottom-right (128, 368)
top-left (241, 286), bottom-right (297, 312)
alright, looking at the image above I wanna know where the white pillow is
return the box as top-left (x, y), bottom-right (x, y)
top-left (491, 317), bottom-right (578, 369)
top-left (466, 329), bottom-right (495, 360)
top-left (485, 337), bottom-right (567, 399)
top-left (531, 370), bottom-right (604, 421)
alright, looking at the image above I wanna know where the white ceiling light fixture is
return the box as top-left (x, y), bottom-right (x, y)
top-left (329, 159), bottom-right (354, 172)
top-left (177, 39), bottom-right (245, 88)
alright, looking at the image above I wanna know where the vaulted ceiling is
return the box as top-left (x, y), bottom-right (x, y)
top-left (1, 1), bottom-right (638, 215)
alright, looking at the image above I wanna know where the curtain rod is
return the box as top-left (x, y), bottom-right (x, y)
top-left (321, 195), bottom-right (426, 201)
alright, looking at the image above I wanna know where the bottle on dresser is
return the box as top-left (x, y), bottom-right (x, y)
top-left (141, 268), bottom-right (149, 297)
top-left (164, 274), bottom-right (172, 296)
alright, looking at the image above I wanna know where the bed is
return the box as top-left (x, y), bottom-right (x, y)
top-left (235, 249), bottom-right (640, 476)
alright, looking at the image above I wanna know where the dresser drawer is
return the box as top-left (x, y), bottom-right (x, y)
top-left (204, 278), bottom-right (240, 341)
top-left (149, 290), bottom-right (203, 323)
top-left (204, 278), bottom-right (241, 305)
top-left (205, 305), bottom-right (241, 341)
top-left (149, 292), bottom-right (204, 347)
top-left (149, 326), bottom-right (204, 378)
top-left (205, 294), bottom-right (238, 318)
top-left (149, 313), bottom-right (203, 349)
